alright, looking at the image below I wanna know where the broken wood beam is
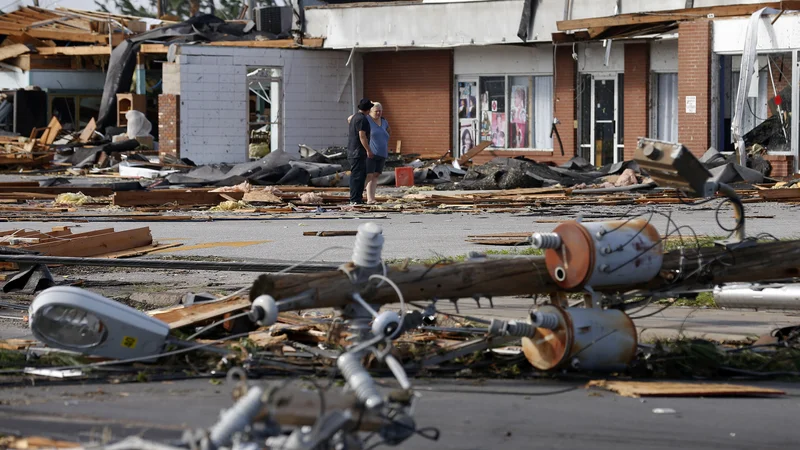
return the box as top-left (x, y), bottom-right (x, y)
top-left (0, 186), bottom-right (113, 196)
top-left (557, 2), bottom-right (800, 31)
top-left (302, 230), bottom-right (359, 237)
top-left (113, 190), bottom-right (245, 207)
top-left (23, 227), bottom-right (152, 257)
top-left (35, 45), bottom-right (111, 56)
top-left (457, 141), bottom-right (492, 167)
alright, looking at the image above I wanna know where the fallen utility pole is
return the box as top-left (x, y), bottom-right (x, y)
top-left (249, 240), bottom-right (800, 308)
top-left (0, 254), bottom-right (339, 274)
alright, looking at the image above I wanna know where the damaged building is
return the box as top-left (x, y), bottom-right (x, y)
top-left (0, 1), bottom-right (798, 176)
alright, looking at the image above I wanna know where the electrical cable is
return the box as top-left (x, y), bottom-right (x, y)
top-left (628, 301), bottom-right (675, 320)
top-left (369, 274), bottom-right (405, 340)
top-left (0, 332), bottom-right (253, 375)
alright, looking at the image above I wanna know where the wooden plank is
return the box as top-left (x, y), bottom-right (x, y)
top-left (6, 32), bottom-right (51, 47)
top-left (23, 227), bottom-right (152, 257)
top-left (457, 141), bottom-right (492, 166)
top-left (757, 188), bottom-right (800, 201)
top-left (303, 230), bottom-right (358, 237)
top-left (557, 2), bottom-right (800, 31)
top-left (148, 296), bottom-right (251, 329)
top-left (0, 181), bottom-right (39, 187)
top-left (93, 242), bottom-right (183, 258)
top-left (587, 380), bottom-right (785, 398)
top-left (39, 116), bottom-right (62, 146)
top-left (113, 190), bottom-right (245, 207)
top-left (139, 43), bottom-right (168, 53)
top-left (206, 38), bottom-right (324, 48)
top-left (78, 117), bottom-right (96, 142)
top-left (35, 45), bottom-right (110, 56)
top-left (0, 27), bottom-right (108, 44)
top-left (0, 186), bottom-right (113, 195)
top-left (23, 228), bottom-right (115, 245)
top-left (0, 43), bottom-right (30, 61)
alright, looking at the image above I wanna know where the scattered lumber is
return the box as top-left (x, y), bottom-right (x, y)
top-left (587, 380), bottom-right (785, 398)
top-left (113, 190), bottom-right (246, 207)
top-left (0, 226), bottom-right (155, 258)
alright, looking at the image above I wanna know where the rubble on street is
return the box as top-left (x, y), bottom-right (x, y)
top-left (3, 1), bottom-right (800, 449)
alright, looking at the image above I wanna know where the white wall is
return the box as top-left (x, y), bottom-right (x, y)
top-left (29, 71), bottom-right (106, 91)
top-left (306, 0), bottom-right (778, 49)
top-left (714, 13), bottom-right (800, 53)
top-left (0, 70), bottom-right (29, 90)
top-left (577, 41), bottom-right (624, 73)
top-left (454, 45), bottom-right (553, 75)
top-left (176, 46), bottom-right (352, 165)
top-left (650, 38), bottom-right (678, 72)
top-left (305, 0), bottom-right (562, 48)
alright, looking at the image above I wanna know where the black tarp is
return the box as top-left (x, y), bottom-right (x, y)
top-left (164, 150), bottom-right (299, 186)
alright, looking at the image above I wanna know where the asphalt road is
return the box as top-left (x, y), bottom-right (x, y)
top-left (0, 378), bottom-right (798, 449)
top-left (4, 198), bottom-right (800, 448)
top-left (6, 201), bottom-right (800, 263)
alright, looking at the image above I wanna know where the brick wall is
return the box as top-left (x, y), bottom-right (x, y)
top-left (158, 94), bottom-right (180, 158)
top-left (177, 47), bottom-right (352, 165)
top-left (624, 42), bottom-right (649, 160)
top-left (472, 45), bottom-right (575, 165)
top-left (677, 20), bottom-right (712, 156)
top-left (769, 53), bottom-right (792, 118)
top-left (363, 50), bottom-right (452, 159)
top-left (764, 154), bottom-right (794, 177)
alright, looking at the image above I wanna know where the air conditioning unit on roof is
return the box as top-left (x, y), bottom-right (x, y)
top-left (254, 6), bottom-right (293, 35)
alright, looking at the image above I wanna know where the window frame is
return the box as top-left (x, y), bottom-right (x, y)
top-left (455, 73), bottom-right (554, 153)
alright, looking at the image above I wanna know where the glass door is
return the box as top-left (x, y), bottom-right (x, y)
top-left (593, 75), bottom-right (617, 167)
top-left (579, 73), bottom-right (622, 167)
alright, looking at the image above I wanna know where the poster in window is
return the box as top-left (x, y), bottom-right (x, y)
top-left (480, 111), bottom-right (491, 142)
top-left (460, 119), bottom-right (477, 154)
top-left (458, 82), bottom-right (477, 119)
top-left (510, 86), bottom-right (528, 124)
top-left (491, 113), bottom-right (507, 148)
top-left (513, 123), bottom-right (528, 148)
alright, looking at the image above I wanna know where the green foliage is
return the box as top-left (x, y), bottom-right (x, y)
top-left (94, 0), bottom-right (242, 21)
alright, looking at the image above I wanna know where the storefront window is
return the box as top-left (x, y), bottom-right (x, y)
top-left (724, 52), bottom-right (792, 154)
top-left (459, 75), bottom-right (553, 151)
top-left (457, 81), bottom-right (478, 155)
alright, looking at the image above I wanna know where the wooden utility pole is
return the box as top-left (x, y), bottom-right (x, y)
top-left (249, 240), bottom-right (800, 309)
top-left (157, 0), bottom-right (162, 19)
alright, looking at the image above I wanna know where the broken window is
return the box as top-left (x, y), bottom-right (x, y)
top-left (247, 67), bottom-right (282, 159)
top-left (726, 52), bottom-right (792, 154)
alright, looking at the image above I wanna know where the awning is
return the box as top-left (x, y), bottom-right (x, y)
top-left (553, 1), bottom-right (800, 42)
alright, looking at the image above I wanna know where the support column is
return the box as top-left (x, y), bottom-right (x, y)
top-left (677, 19), bottom-right (712, 155)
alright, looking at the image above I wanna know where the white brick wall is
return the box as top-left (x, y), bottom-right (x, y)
top-left (176, 46), bottom-right (352, 165)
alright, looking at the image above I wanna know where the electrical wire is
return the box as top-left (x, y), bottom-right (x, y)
top-left (0, 332), bottom-right (253, 375)
top-left (369, 274), bottom-right (405, 340)
top-left (628, 301), bottom-right (675, 320)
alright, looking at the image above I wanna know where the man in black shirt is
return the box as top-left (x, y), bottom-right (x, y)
top-left (347, 98), bottom-right (374, 204)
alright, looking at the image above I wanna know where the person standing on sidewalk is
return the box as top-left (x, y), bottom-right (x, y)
top-left (347, 99), bottom-right (374, 204)
top-left (365, 102), bottom-right (390, 204)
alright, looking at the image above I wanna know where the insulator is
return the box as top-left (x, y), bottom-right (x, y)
top-left (531, 311), bottom-right (560, 330)
top-left (251, 295), bottom-right (278, 327)
top-left (372, 310), bottom-right (401, 338)
top-left (337, 352), bottom-right (383, 409)
top-left (351, 222), bottom-right (384, 268)
top-left (488, 319), bottom-right (536, 338)
top-left (208, 385), bottom-right (265, 449)
top-left (531, 232), bottom-right (562, 249)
